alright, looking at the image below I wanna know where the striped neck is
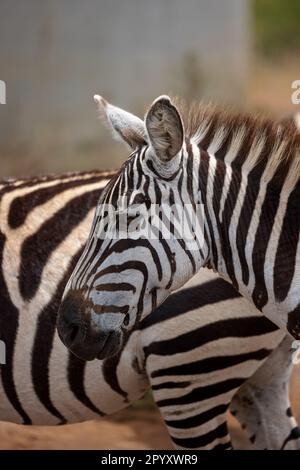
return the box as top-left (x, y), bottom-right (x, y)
top-left (194, 135), bottom-right (299, 333)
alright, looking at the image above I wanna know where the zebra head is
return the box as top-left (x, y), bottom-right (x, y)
top-left (57, 95), bottom-right (208, 360)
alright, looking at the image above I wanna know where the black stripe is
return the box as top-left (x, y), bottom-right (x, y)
top-left (251, 183), bottom-right (281, 309)
top-left (235, 135), bottom-right (269, 286)
top-left (211, 158), bottom-right (226, 270)
top-left (95, 282), bottom-right (135, 292)
top-left (93, 259), bottom-right (149, 329)
top-left (235, 177), bottom-right (260, 285)
top-left (144, 316), bottom-right (277, 359)
top-left (19, 188), bottom-right (101, 301)
top-left (91, 304), bottom-right (129, 314)
top-left (151, 348), bottom-right (271, 378)
top-left (67, 353), bottom-right (104, 416)
top-left (8, 174), bottom-right (108, 229)
top-left (199, 149), bottom-right (219, 269)
top-left (0, 171), bottom-right (112, 197)
top-left (219, 169), bottom-right (242, 289)
top-left (165, 403), bottom-right (228, 430)
top-left (102, 346), bottom-right (130, 400)
top-left (75, 235), bottom-right (105, 290)
top-left (140, 278), bottom-right (240, 330)
top-left (199, 119), bottom-right (218, 150)
top-left (186, 142), bottom-right (196, 208)
top-left (212, 441), bottom-right (233, 450)
top-left (171, 421), bottom-right (229, 449)
top-left (0, 232), bottom-right (31, 424)
top-left (156, 378), bottom-right (245, 408)
top-left (214, 129), bottom-right (232, 161)
top-left (235, 129), bottom-right (274, 285)
top-left (173, 161), bottom-right (197, 272)
top-left (96, 238), bottom-right (163, 283)
top-left (31, 249), bottom-right (84, 422)
top-left (280, 426), bottom-right (300, 450)
top-left (273, 185), bottom-right (299, 302)
top-left (86, 237), bottom-right (162, 290)
top-left (287, 303), bottom-right (300, 339)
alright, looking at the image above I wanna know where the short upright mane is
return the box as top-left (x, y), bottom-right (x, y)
top-left (177, 99), bottom-right (300, 191)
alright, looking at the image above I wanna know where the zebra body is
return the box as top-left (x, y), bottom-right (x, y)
top-left (0, 171), bottom-right (299, 449)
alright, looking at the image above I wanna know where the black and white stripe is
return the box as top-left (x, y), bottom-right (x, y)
top-left (58, 96), bottom-right (300, 363)
top-left (0, 169), bottom-right (299, 449)
top-left (55, 97), bottom-right (300, 447)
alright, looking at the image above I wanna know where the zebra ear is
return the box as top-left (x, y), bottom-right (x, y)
top-left (145, 95), bottom-right (184, 163)
top-left (94, 95), bottom-right (147, 149)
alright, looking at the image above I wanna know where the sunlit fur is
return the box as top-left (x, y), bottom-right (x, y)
top-left (185, 101), bottom-right (300, 191)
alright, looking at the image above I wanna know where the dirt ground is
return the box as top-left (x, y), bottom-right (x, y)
top-left (0, 407), bottom-right (250, 450)
top-left (0, 367), bottom-right (299, 450)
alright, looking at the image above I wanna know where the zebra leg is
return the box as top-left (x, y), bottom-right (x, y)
top-left (151, 388), bottom-right (233, 450)
top-left (163, 409), bottom-right (233, 450)
top-left (230, 335), bottom-right (300, 449)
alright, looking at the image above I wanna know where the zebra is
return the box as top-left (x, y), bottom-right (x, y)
top-left (0, 170), bottom-right (299, 449)
top-left (57, 95), bottom-right (300, 362)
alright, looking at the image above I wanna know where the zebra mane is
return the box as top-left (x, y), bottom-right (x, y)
top-left (176, 98), bottom-right (300, 191)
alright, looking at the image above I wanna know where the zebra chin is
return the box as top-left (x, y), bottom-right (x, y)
top-left (75, 331), bottom-right (123, 361)
top-left (58, 321), bottom-right (124, 361)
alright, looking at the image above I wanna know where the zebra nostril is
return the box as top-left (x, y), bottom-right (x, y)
top-left (68, 323), bottom-right (80, 344)
top-left (123, 313), bottom-right (130, 326)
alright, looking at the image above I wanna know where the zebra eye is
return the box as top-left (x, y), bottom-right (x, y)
top-left (123, 313), bottom-right (130, 326)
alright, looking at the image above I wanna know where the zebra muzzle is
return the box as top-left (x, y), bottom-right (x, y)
top-left (57, 293), bottom-right (124, 361)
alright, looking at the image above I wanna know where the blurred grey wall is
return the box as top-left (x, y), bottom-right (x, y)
top-left (0, 0), bottom-right (250, 175)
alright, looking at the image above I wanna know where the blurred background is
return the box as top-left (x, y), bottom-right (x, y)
top-left (0, 0), bottom-right (299, 450)
top-left (0, 0), bottom-right (299, 177)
